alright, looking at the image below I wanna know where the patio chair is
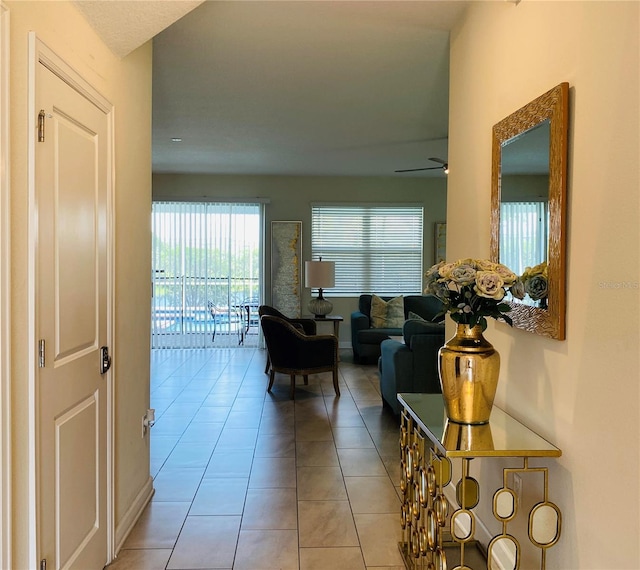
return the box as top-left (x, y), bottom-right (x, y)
top-left (207, 301), bottom-right (217, 341)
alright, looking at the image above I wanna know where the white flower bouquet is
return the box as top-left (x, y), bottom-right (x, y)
top-left (424, 258), bottom-right (524, 330)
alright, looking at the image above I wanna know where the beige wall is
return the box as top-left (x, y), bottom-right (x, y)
top-left (153, 173), bottom-right (447, 344)
top-left (7, 1), bottom-right (152, 566)
top-left (448, 1), bottom-right (639, 568)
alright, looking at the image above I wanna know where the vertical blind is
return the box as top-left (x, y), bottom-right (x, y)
top-left (151, 201), bottom-right (262, 348)
top-left (310, 204), bottom-right (424, 296)
top-left (499, 201), bottom-right (548, 275)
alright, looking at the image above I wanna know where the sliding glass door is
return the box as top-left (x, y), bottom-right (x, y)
top-left (151, 201), bottom-right (263, 348)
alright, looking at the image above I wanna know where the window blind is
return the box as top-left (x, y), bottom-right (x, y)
top-left (311, 204), bottom-right (423, 296)
top-left (151, 201), bottom-right (263, 348)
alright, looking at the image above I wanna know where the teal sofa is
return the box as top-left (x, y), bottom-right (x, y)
top-left (350, 294), bottom-right (444, 364)
top-left (378, 317), bottom-right (445, 414)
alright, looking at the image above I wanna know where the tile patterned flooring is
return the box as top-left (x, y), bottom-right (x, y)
top-left (108, 348), bottom-right (405, 570)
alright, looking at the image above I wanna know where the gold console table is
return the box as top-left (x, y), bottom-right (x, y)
top-left (397, 393), bottom-right (562, 570)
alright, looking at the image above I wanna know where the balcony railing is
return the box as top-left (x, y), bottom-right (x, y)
top-left (151, 274), bottom-right (259, 348)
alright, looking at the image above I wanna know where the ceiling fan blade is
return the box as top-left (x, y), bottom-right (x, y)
top-left (394, 166), bottom-right (442, 173)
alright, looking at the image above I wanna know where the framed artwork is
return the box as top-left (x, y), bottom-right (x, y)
top-left (434, 222), bottom-right (447, 263)
top-left (271, 221), bottom-right (302, 317)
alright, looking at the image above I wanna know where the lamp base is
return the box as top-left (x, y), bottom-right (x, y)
top-left (308, 297), bottom-right (333, 318)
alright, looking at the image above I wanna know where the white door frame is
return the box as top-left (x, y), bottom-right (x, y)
top-left (27, 33), bottom-right (115, 567)
top-left (0, 3), bottom-right (10, 569)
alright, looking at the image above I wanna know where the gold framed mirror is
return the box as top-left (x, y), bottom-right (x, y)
top-left (490, 83), bottom-right (569, 339)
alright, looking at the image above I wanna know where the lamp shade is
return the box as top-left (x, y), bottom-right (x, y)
top-left (305, 260), bottom-right (335, 289)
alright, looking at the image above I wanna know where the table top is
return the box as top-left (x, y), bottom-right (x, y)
top-left (398, 393), bottom-right (561, 458)
top-left (302, 314), bottom-right (343, 322)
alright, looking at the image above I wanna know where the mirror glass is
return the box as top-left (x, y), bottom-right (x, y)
top-left (530, 502), bottom-right (561, 547)
top-left (451, 510), bottom-right (473, 541)
top-left (491, 83), bottom-right (569, 339)
top-left (500, 120), bottom-right (550, 309)
top-left (488, 536), bottom-right (518, 570)
top-left (494, 488), bottom-right (516, 520)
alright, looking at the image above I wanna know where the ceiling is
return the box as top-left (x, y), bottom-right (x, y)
top-left (73, 0), bottom-right (205, 59)
top-left (76, 1), bottom-right (471, 178)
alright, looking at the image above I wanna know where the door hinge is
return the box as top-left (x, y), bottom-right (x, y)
top-left (38, 109), bottom-right (46, 142)
top-left (38, 339), bottom-right (45, 368)
top-left (40, 558), bottom-right (47, 570)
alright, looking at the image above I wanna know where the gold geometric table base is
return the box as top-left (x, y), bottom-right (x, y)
top-left (399, 410), bottom-right (561, 570)
top-left (399, 539), bottom-right (488, 570)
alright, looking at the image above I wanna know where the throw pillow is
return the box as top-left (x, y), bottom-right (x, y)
top-left (370, 294), bottom-right (405, 328)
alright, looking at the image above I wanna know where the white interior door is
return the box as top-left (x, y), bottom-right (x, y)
top-left (35, 50), bottom-right (111, 570)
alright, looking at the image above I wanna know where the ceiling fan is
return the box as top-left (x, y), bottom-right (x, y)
top-left (395, 157), bottom-right (449, 174)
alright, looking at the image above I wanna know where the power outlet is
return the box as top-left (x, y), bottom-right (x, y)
top-left (513, 473), bottom-right (522, 504)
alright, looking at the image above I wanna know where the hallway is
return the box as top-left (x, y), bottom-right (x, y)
top-left (108, 347), bottom-right (405, 569)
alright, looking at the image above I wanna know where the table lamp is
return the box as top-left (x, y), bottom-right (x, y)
top-left (305, 258), bottom-right (335, 317)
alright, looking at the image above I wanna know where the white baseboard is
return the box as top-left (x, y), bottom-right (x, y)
top-left (114, 476), bottom-right (154, 555)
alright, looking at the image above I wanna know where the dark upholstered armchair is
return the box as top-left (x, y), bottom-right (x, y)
top-left (260, 315), bottom-right (339, 400)
top-left (258, 305), bottom-right (317, 373)
top-left (258, 305), bottom-right (317, 334)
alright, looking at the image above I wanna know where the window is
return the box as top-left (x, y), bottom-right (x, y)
top-left (311, 203), bottom-right (423, 296)
top-left (151, 201), bottom-right (263, 348)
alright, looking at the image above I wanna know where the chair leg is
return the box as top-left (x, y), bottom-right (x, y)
top-left (303, 375), bottom-right (309, 385)
top-left (289, 374), bottom-right (296, 400)
top-left (264, 354), bottom-right (270, 374)
top-left (332, 367), bottom-right (340, 396)
top-left (267, 370), bottom-right (275, 393)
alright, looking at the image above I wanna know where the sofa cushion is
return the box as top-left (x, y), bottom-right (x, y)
top-left (370, 294), bottom-right (405, 328)
top-left (357, 327), bottom-right (401, 346)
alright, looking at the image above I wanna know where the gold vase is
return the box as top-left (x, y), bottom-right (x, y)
top-left (438, 324), bottom-right (500, 424)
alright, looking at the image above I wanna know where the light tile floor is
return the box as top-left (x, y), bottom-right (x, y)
top-left (107, 347), bottom-right (406, 570)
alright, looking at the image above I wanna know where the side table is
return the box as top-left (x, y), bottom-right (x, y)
top-left (303, 314), bottom-right (343, 339)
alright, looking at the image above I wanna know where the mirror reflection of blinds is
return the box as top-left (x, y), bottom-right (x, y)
top-left (311, 204), bottom-right (423, 296)
top-left (499, 201), bottom-right (548, 275)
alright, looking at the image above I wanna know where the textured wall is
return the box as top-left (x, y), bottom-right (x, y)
top-left (448, 2), bottom-right (639, 568)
